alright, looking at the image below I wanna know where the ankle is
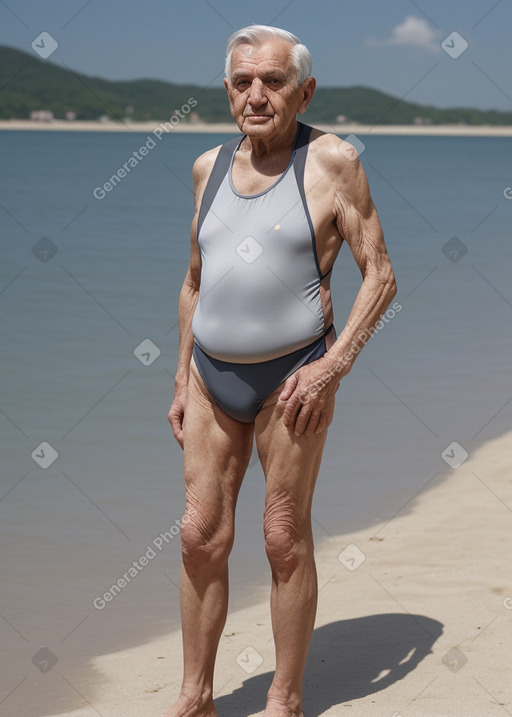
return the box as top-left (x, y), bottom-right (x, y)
top-left (161, 687), bottom-right (216, 717)
top-left (266, 688), bottom-right (302, 715)
top-left (178, 685), bottom-right (214, 710)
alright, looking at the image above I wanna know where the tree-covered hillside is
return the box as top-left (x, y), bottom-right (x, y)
top-left (1, 45), bottom-right (511, 125)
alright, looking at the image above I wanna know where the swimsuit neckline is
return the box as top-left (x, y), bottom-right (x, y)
top-left (228, 122), bottom-right (302, 199)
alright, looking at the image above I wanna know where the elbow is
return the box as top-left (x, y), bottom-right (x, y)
top-left (184, 266), bottom-right (201, 294)
top-left (387, 270), bottom-right (397, 302)
top-left (363, 254), bottom-right (397, 304)
top-left (378, 261), bottom-right (397, 305)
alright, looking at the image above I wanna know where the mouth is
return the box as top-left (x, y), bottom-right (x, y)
top-left (244, 114), bottom-right (273, 121)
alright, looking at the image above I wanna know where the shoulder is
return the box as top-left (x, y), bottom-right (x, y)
top-left (192, 136), bottom-right (243, 199)
top-left (306, 128), bottom-right (371, 211)
top-left (307, 128), bottom-right (364, 177)
top-left (191, 143), bottom-right (228, 211)
top-left (192, 144), bottom-right (222, 185)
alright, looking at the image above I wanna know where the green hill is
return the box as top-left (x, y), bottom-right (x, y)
top-left (306, 86), bottom-right (512, 126)
top-left (1, 45), bottom-right (511, 125)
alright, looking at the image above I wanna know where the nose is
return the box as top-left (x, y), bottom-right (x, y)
top-left (248, 78), bottom-right (268, 107)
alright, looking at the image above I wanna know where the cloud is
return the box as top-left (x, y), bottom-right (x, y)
top-left (366, 16), bottom-right (442, 54)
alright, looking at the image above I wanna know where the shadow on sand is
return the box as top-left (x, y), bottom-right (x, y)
top-left (214, 612), bottom-right (443, 716)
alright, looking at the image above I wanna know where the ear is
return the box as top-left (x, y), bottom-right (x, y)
top-left (298, 76), bottom-right (316, 115)
top-left (223, 77), bottom-right (236, 118)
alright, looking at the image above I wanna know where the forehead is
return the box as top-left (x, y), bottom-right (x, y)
top-left (230, 39), bottom-right (294, 75)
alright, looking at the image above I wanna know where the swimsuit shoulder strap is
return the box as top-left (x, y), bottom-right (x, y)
top-left (292, 122), bottom-right (327, 279)
top-left (292, 121), bottom-right (313, 190)
top-left (197, 135), bottom-right (241, 236)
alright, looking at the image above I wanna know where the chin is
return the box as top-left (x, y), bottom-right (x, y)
top-left (241, 117), bottom-right (275, 133)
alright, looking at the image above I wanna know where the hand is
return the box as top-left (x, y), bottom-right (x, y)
top-left (278, 357), bottom-right (343, 437)
top-left (168, 385), bottom-right (188, 449)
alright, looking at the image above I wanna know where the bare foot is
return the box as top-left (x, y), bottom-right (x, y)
top-left (161, 693), bottom-right (217, 717)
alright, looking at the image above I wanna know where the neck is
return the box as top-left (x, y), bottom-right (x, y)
top-left (242, 120), bottom-right (299, 158)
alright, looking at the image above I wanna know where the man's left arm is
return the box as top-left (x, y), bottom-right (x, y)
top-left (280, 141), bottom-right (397, 436)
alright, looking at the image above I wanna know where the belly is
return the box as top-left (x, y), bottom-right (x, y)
top-left (192, 265), bottom-right (324, 363)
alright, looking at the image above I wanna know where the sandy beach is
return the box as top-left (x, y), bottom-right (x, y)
top-left (2, 123), bottom-right (511, 717)
top-left (13, 428), bottom-right (508, 717)
top-left (2, 119), bottom-right (512, 136)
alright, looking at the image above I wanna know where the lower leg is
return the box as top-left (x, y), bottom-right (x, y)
top-left (263, 532), bottom-right (317, 717)
top-left (161, 558), bottom-right (229, 717)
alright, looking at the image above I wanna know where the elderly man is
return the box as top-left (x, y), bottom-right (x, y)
top-left (166, 24), bottom-right (396, 717)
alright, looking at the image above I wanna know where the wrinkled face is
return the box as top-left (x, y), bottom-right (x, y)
top-left (224, 39), bottom-right (314, 139)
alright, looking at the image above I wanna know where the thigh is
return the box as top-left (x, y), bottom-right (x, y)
top-left (183, 357), bottom-right (254, 525)
top-left (254, 381), bottom-right (336, 516)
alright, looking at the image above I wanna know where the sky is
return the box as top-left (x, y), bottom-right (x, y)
top-left (1, 0), bottom-right (511, 111)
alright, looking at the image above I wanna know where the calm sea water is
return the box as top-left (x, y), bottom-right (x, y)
top-left (1, 129), bottom-right (511, 714)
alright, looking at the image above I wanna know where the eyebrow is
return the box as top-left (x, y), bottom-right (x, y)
top-left (231, 68), bottom-right (288, 82)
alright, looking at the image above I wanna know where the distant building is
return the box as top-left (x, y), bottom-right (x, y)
top-left (335, 114), bottom-right (348, 124)
top-left (65, 111), bottom-right (76, 121)
top-left (30, 110), bottom-right (54, 122)
top-left (189, 112), bottom-right (202, 124)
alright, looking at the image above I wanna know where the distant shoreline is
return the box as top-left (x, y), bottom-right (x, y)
top-left (2, 119), bottom-right (512, 136)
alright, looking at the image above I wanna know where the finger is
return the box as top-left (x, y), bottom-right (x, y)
top-left (304, 408), bottom-right (322, 437)
top-left (314, 411), bottom-right (328, 434)
top-left (282, 383), bottom-right (314, 427)
top-left (171, 419), bottom-right (184, 449)
top-left (169, 409), bottom-right (183, 435)
top-left (279, 373), bottom-right (298, 402)
top-left (293, 402), bottom-right (314, 436)
top-left (282, 391), bottom-right (302, 426)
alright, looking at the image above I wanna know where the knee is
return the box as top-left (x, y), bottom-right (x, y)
top-left (180, 505), bottom-right (233, 570)
top-left (263, 493), bottom-right (310, 580)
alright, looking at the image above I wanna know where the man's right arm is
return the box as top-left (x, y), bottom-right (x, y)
top-left (168, 147), bottom-right (220, 448)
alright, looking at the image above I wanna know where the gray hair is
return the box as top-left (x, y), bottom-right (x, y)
top-left (224, 24), bottom-right (313, 85)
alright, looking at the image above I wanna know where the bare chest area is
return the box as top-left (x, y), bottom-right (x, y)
top-left (230, 152), bottom-right (292, 196)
